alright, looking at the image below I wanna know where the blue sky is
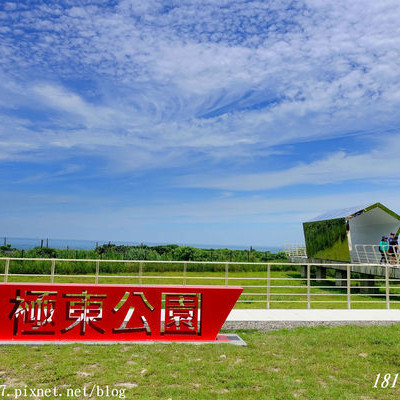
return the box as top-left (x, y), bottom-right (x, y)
top-left (1, 0), bottom-right (400, 247)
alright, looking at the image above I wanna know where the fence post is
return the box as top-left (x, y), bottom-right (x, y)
top-left (355, 245), bottom-right (361, 263)
top-left (385, 265), bottom-right (390, 309)
top-left (4, 258), bottom-right (10, 283)
top-left (51, 259), bottom-right (55, 283)
top-left (183, 262), bottom-right (187, 286)
top-left (139, 262), bottom-right (143, 284)
top-left (95, 261), bottom-right (100, 284)
top-left (373, 245), bottom-right (379, 264)
top-left (307, 264), bottom-right (311, 309)
top-left (347, 265), bottom-right (351, 309)
top-left (266, 264), bottom-right (270, 309)
top-left (364, 245), bottom-right (370, 264)
top-left (225, 263), bottom-right (229, 286)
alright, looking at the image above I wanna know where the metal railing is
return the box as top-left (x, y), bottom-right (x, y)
top-left (354, 244), bottom-right (400, 265)
top-left (1, 258), bottom-right (400, 309)
top-left (283, 244), bottom-right (307, 258)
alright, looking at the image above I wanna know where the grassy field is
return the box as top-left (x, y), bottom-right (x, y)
top-left (3, 266), bottom-right (400, 309)
top-left (1, 324), bottom-right (400, 399)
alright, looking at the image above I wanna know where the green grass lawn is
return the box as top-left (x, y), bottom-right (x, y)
top-left (4, 268), bottom-right (400, 309)
top-left (1, 324), bottom-right (400, 399)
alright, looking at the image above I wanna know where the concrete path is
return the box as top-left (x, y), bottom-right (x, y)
top-left (227, 309), bottom-right (400, 321)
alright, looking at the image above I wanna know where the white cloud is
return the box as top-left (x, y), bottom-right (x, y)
top-left (1, 187), bottom-right (399, 245)
top-left (0, 0), bottom-right (400, 174)
top-left (1, 0), bottom-right (400, 245)
top-left (177, 134), bottom-right (400, 190)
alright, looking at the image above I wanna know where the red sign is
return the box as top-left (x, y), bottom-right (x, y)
top-left (0, 283), bottom-right (242, 342)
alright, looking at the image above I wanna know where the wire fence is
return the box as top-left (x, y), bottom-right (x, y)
top-left (1, 258), bottom-right (400, 309)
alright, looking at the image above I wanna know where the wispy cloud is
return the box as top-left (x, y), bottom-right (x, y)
top-left (1, 187), bottom-right (399, 245)
top-left (176, 134), bottom-right (400, 190)
top-left (1, 1), bottom-right (400, 243)
top-left (0, 0), bottom-right (399, 170)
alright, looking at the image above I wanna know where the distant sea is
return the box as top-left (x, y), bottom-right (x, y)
top-left (2, 237), bottom-right (282, 253)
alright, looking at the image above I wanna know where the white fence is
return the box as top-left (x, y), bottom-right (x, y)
top-left (284, 243), bottom-right (400, 265)
top-left (1, 258), bottom-right (400, 310)
top-left (354, 244), bottom-right (400, 265)
top-left (283, 244), bottom-right (307, 258)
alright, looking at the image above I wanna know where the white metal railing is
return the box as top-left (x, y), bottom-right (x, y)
top-left (354, 244), bottom-right (400, 265)
top-left (283, 244), bottom-right (307, 258)
top-left (1, 258), bottom-right (400, 310)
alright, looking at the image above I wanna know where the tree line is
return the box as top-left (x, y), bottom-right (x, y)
top-left (0, 242), bottom-right (285, 263)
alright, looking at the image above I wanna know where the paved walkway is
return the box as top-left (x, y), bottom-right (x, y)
top-left (227, 309), bottom-right (400, 321)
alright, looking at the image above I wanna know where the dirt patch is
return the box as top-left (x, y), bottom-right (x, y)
top-left (77, 371), bottom-right (92, 378)
top-left (116, 382), bottom-right (138, 389)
